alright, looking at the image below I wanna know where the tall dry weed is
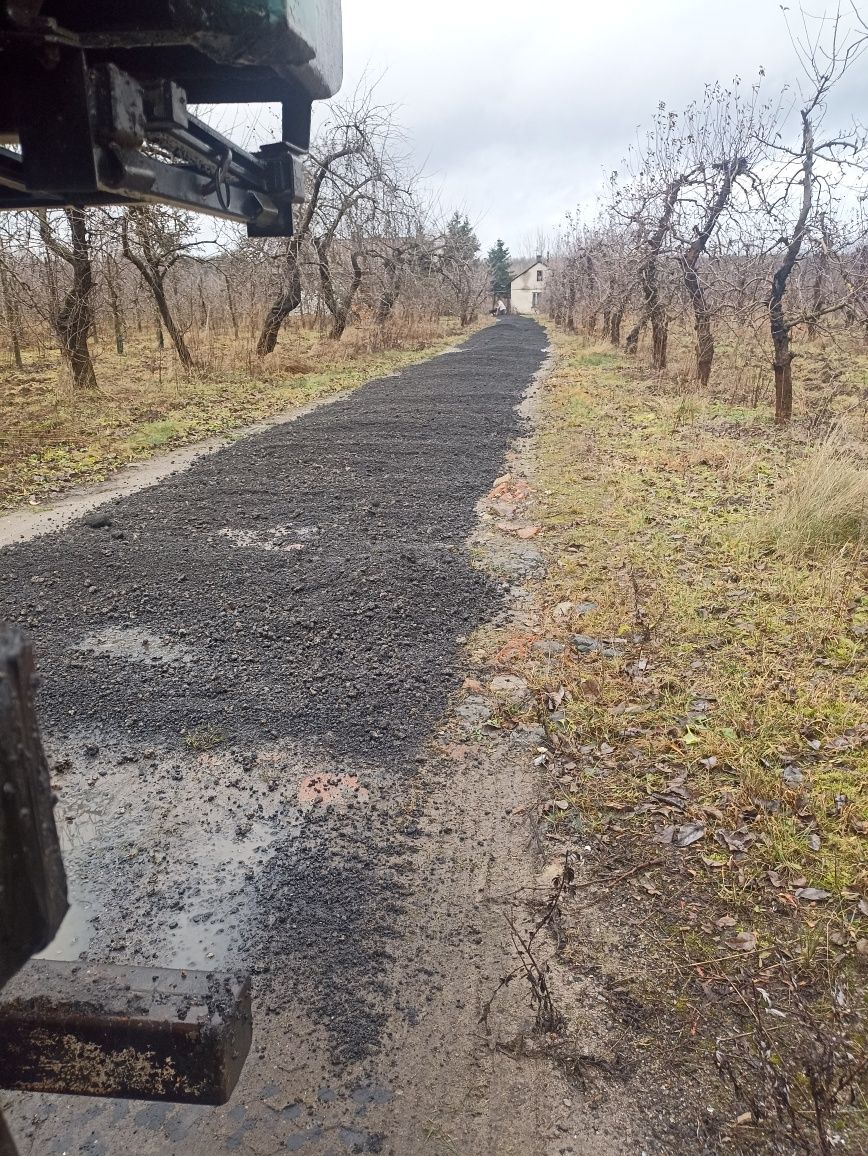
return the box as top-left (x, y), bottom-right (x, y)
top-left (749, 428), bottom-right (868, 553)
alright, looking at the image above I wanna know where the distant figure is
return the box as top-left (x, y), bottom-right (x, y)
top-left (495, 298), bottom-right (507, 316)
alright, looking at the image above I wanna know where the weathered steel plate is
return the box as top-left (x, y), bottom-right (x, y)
top-left (0, 960), bottom-right (252, 1104)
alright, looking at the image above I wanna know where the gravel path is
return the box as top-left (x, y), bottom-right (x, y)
top-left (0, 318), bottom-right (602, 1156)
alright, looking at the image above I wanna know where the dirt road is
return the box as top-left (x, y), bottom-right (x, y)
top-left (0, 318), bottom-right (636, 1155)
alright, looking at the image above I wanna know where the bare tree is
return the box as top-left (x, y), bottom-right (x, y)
top-left (121, 206), bottom-right (198, 370)
top-left (436, 213), bottom-right (487, 327)
top-left (760, 8), bottom-right (867, 421)
top-left (0, 242), bottom-right (23, 370)
top-left (257, 89), bottom-right (403, 352)
top-left (37, 209), bottom-right (98, 390)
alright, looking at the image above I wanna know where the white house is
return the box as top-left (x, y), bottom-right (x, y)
top-left (509, 256), bottom-right (548, 314)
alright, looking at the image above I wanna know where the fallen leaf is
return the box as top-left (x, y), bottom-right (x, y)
top-left (675, 822), bottom-right (706, 848)
top-left (726, 931), bottom-right (758, 952)
top-left (716, 915), bottom-right (737, 929)
top-left (716, 829), bottom-right (753, 853)
top-left (515, 525), bottom-right (541, 540)
top-left (462, 677), bottom-right (486, 694)
top-left (795, 887), bottom-right (831, 902)
top-left (725, 934), bottom-right (758, 952)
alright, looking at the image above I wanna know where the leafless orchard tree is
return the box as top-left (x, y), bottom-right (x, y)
top-left (611, 80), bottom-right (777, 380)
top-left (542, 6), bottom-right (868, 423)
top-left (257, 90), bottom-right (411, 351)
top-left (759, 6), bottom-right (868, 421)
top-left (120, 205), bottom-right (204, 370)
top-left (434, 212), bottom-right (488, 328)
top-left (36, 208), bottom-right (98, 390)
top-left (0, 228), bottom-right (24, 370)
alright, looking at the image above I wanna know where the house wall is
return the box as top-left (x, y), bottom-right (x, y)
top-left (510, 262), bottom-right (547, 314)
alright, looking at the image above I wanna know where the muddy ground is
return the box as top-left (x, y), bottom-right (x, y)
top-left (0, 318), bottom-right (644, 1155)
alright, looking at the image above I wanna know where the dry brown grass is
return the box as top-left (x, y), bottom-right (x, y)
top-left (749, 429), bottom-right (868, 554)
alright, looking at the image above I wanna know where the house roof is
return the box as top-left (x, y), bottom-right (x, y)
top-left (508, 256), bottom-right (547, 282)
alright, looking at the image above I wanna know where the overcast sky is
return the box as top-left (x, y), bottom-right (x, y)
top-left (330, 0), bottom-right (866, 253)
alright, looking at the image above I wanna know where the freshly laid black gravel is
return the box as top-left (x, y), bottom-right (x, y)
top-left (0, 317), bottom-right (546, 760)
top-left (0, 316), bottom-right (547, 1082)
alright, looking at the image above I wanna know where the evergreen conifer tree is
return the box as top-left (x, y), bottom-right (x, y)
top-left (487, 239), bottom-right (512, 298)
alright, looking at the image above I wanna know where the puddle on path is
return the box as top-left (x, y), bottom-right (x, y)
top-left (38, 736), bottom-right (370, 971)
top-left (75, 626), bottom-right (192, 666)
top-left (38, 885), bottom-right (95, 961)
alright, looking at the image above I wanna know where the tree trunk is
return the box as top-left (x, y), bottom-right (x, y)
top-left (121, 215), bottom-right (193, 370)
top-left (105, 270), bottom-right (125, 356)
top-left (151, 278), bottom-right (194, 369)
top-left (768, 110), bottom-right (814, 424)
top-left (772, 328), bottom-right (793, 422)
top-left (678, 158), bottom-right (744, 387)
top-left (584, 254), bottom-right (596, 333)
top-left (566, 277), bottom-right (576, 332)
top-left (0, 261), bottom-right (23, 370)
top-left (376, 256), bottom-right (402, 326)
top-left (197, 279), bottom-right (210, 331)
top-left (645, 261), bottom-right (668, 372)
top-left (770, 288), bottom-right (794, 423)
top-left (223, 279), bottom-right (240, 341)
top-left (257, 242), bottom-right (302, 355)
top-left (56, 210), bottom-right (97, 391)
top-left (650, 312), bottom-right (668, 370)
top-left (610, 305), bottom-right (625, 347)
top-left (683, 264), bottom-right (713, 386)
top-left (331, 251), bottom-right (364, 340)
top-left (629, 177), bottom-right (684, 369)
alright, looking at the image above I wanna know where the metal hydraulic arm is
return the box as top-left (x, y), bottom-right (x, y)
top-left (0, 2), bottom-right (343, 235)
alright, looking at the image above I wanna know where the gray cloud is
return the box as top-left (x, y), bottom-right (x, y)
top-left (338, 0), bottom-right (859, 248)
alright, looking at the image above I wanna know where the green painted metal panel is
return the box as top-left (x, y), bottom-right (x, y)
top-left (37, 1), bottom-right (343, 99)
